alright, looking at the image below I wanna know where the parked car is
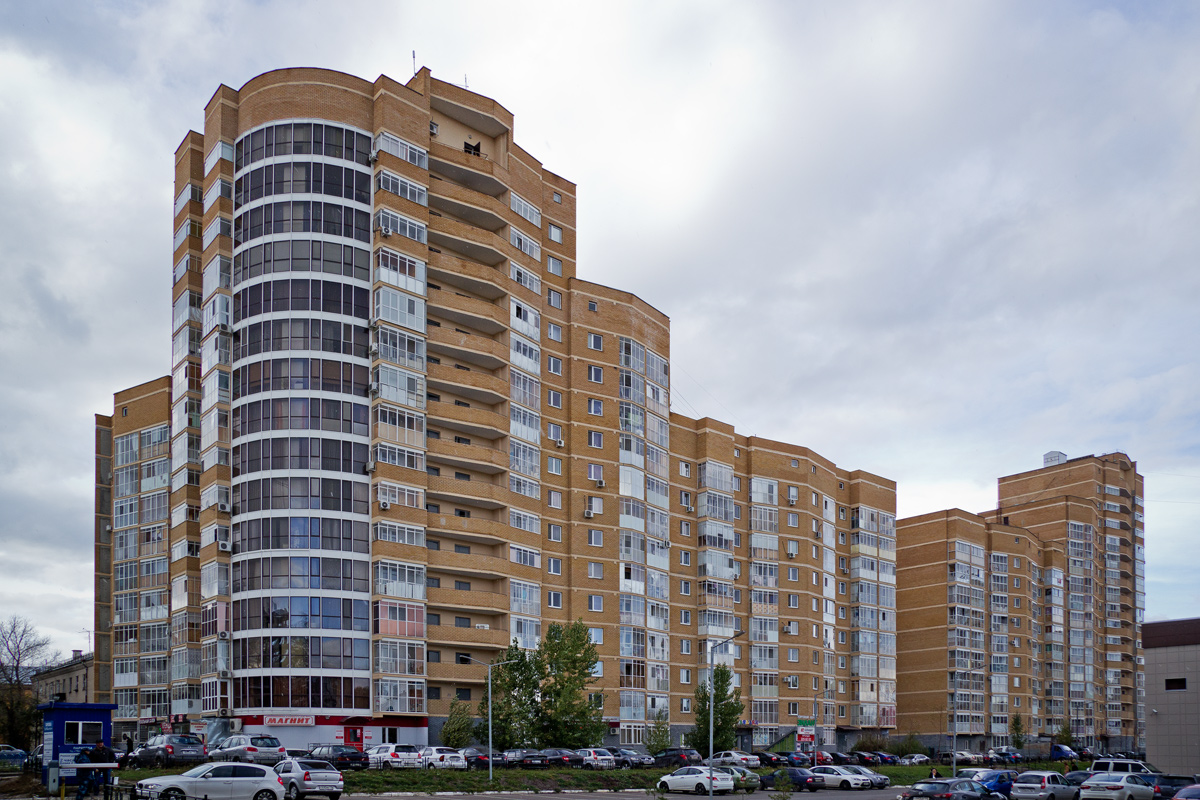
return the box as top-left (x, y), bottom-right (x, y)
top-left (0, 745), bottom-right (28, 766)
top-left (811, 751), bottom-right (834, 766)
top-left (541, 748), bottom-right (584, 768)
top-left (135, 762), bottom-right (284, 800)
top-left (23, 744), bottom-right (44, 772)
top-left (576, 748), bottom-right (616, 770)
top-left (958, 769), bottom-right (991, 780)
top-left (761, 767), bottom-right (822, 792)
top-left (1052, 746), bottom-right (1080, 762)
top-left (875, 752), bottom-right (900, 765)
top-left (211, 735), bottom-right (286, 766)
top-left (285, 750), bottom-right (311, 759)
top-left (901, 754), bottom-right (933, 766)
top-left (845, 765), bottom-right (890, 788)
top-left (138, 734), bottom-right (209, 767)
top-left (900, 779), bottom-right (1007, 800)
top-left (1080, 773), bottom-right (1156, 800)
top-left (714, 766), bottom-right (761, 793)
top-left (503, 749), bottom-right (548, 769)
top-left (305, 745), bottom-right (369, 771)
top-left (811, 765), bottom-right (872, 789)
top-left (754, 751), bottom-right (787, 768)
top-left (943, 752), bottom-right (982, 766)
top-left (973, 770), bottom-right (1019, 798)
top-left (419, 746), bottom-right (466, 770)
top-left (657, 766), bottom-right (735, 794)
top-left (709, 751), bottom-right (761, 769)
top-left (272, 758), bottom-right (342, 800)
top-left (1012, 771), bottom-right (1076, 800)
top-left (851, 752), bottom-right (879, 766)
top-left (782, 752), bottom-right (813, 768)
top-left (1088, 760), bottom-right (1160, 776)
top-left (1066, 773), bottom-right (1097, 788)
top-left (366, 744), bottom-right (421, 770)
top-left (654, 747), bottom-right (704, 768)
top-left (1149, 775), bottom-right (1195, 799)
top-left (612, 748), bottom-right (654, 769)
top-left (830, 752), bottom-right (858, 766)
top-left (460, 747), bottom-right (507, 770)
top-left (1171, 786), bottom-right (1200, 800)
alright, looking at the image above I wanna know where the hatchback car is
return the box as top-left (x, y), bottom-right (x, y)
top-left (657, 766), bottom-right (735, 794)
top-left (542, 748), bottom-right (584, 768)
top-left (135, 762), bottom-right (284, 800)
top-left (783, 752), bottom-right (813, 768)
top-left (1172, 787), bottom-right (1200, 800)
top-left (811, 765), bottom-right (872, 789)
top-left (419, 746), bottom-right (466, 769)
top-left (613, 748), bottom-right (655, 768)
top-left (138, 734), bottom-right (209, 767)
top-left (973, 769), bottom-right (1019, 797)
top-left (504, 748), bottom-right (549, 768)
top-left (366, 743), bottom-right (421, 770)
top-left (212, 735), bottom-right (287, 765)
top-left (1080, 773), bottom-right (1156, 800)
top-left (754, 751), bottom-right (787, 768)
top-left (852, 752), bottom-right (880, 766)
top-left (709, 751), bottom-right (761, 769)
top-left (902, 754), bottom-right (933, 766)
top-left (845, 765), bottom-right (890, 788)
top-left (654, 747), bottom-right (704, 768)
top-left (761, 767), bottom-right (821, 792)
top-left (460, 747), bottom-right (508, 770)
top-left (306, 745), bottom-right (369, 771)
top-left (714, 766), bottom-right (760, 794)
top-left (1149, 775), bottom-right (1194, 799)
top-left (272, 759), bottom-right (342, 800)
top-left (900, 779), bottom-right (1007, 800)
top-left (1012, 771), bottom-right (1076, 800)
top-left (576, 748), bottom-right (616, 769)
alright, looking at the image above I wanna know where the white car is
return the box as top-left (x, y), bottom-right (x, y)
top-left (576, 748), bottom-right (617, 770)
top-left (1080, 773), bottom-right (1157, 800)
top-left (709, 751), bottom-right (761, 769)
top-left (901, 754), bottom-right (932, 765)
top-left (366, 743), bottom-right (421, 769)
top-left (657, 766), bottom-right (736, 794)
top-left (810, 765), bottom-right (872, 790)
top-left (136, 762), bottom-right (285, 800)
top-left (419, 746), bottom-right (466, 769)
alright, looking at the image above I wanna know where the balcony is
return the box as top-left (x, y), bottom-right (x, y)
top-left (425, 249), bottom-right (506, 301)
top-left (427, 286), bottom-right (507, 335)
top-left (426, 661), bottom-right (489, 685)
top-left (429, 142), bottom-right (507, 197)
top-left (426, 546), bottom-right (537, 583)
top-left (426, 362), bottom-right (508, 404)
top-left (426, 399), bottom-right (507, 442)
top-left (426, 474), bottom-right (508, 510)
top-left (427, 215), bottom-right (507, 267)
top-left (426, 437), bottom-right (507, 475)
top-left (426, 622), bottom-right (512, 650)
top-left (426, 586), bottom-right (509, 615)
top-left (429, 181), bottom-right (507, 232)
top-left (426, 325), bottom-right (508, 370)
top-left (425, 513), bottom-right (522, 546)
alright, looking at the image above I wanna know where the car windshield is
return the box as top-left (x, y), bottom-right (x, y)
top-left (978, 772), bottom-right (1005, 781)
top-left (180, 765), bottom-right (212, 778)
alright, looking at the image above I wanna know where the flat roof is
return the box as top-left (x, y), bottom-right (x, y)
top-left (1143, 618), bottom-right (1200, 649)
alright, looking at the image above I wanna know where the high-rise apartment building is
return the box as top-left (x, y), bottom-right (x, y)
top-left (896, 451), bottom-right (1144, 753)
top-left (93, 67), bottom-right (897, 751)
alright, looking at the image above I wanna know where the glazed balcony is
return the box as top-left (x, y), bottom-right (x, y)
top-left (425, 474), bottom-right (507, 510)
top-left (427, 214), bottom-right (506, 266)
top-left (429, 180), bottom-right (507, 232)
top-left (426, 249), bottom-right (506, 300)
top-left (429, 141), bottom-right (507, 197)
top-left (427, 286), bottom-right (507, 335)
top-left (426, 400), bottom-right (507, 442)
top-left (426, 437), bottom-right (507, 475)
top-left (426, 362), bottom-right (508, 405)
top-left (426, 325), bottom-right (508, 370)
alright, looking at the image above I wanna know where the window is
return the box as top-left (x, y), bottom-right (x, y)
top-left (588, 332), bottom-right (603, 350)
top-left (588, 431), bottom-right (603, 448)
top-left (548, 524), bottom-right (562, 542)
top-left (547, 255), bottom-right (563, 276)
top-left (548, 490), bottom-right (562, 509)
top-left (548, 323), bottom-right (562, 342)
top-left (789, 567), bottom-right (799, 581)
top-left (788, 594), bottom-right (799, 608)
top-left (455, 617), bottom-right (470, 628)
top-left (588, 627), bottom-right (604, 644)
top-left (549, 223), bottom-right (563, 243)
top-left (547, 558), bottom-right (561, 575)
top-left (547, 456), bottom-right (562, 475)
top-left (547, 356), bottom-right (562, 375)
top-left (553, 192), bottom-right (562, 203)
top-left (547, 591), bottom-right (563, 609)
top-left (588, 529), bottom-right (604, 547)
top-left (427, 651), bottom-right (441, 663)
top-left (456, 687), bottom-right (471, 701)
top-left (680, 462), bottom-right (691, 477)
top-left (588, 398), bottom-right (603, 415)
top-left (588, 301), bottom-right (598, 312)
top-left (681, 610), bottom-right (692, 625)
top-left (588, 365), bottom-right (603, 383)
top-left (547, 422), bottom-right (563, 441)
top-left (788, 513), bottom-right (798, 527)
top-left (1166, 678), bottom-right (1187, 691)
top-left (548, 390), bottom-right (562, 408)
top-left (680, 550), bottom-right (692, 566)
top-left (681, 668), bottom-right (692, 684)
top-left (681, 697), bottom-right (692, 713)
top-left (588, 562), bottom-right (604, 579)
top-left (588, 595), bottom-right (603, 612)
top-left (548, 289), bottom-right (562, 309)
top-left (680, 580), bottom-right (691, 595)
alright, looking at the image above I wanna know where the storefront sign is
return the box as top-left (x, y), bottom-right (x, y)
top-left (264, 715), bottom-right (315, 726)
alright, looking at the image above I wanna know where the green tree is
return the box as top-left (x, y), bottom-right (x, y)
top-left (440, 697), bottom-right (475, 749)
top-left (1009, 713), bottom-right (1026, 751)
top-left (684, 663), bottom-right (743, 756)
top-left (645, 709), bottom-right (673, 756)
top-left (0, 616), bottom-right (57, 750)
top-left (474, 643), bottom-right (542, 751)
top-left (535, 621), bottom-right (607, 748)
top-left (894, 733), bottom-right (925, 757)
top-left (1054, 720), bottom-right (1074, 746)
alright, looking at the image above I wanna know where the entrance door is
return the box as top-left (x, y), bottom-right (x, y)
top-left (344, 727), bottom-right (364, 751)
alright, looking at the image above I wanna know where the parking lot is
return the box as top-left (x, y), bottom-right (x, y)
top-left (341, 788), bottom-right (909, 800)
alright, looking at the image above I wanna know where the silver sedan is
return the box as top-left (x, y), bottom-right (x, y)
top-left (1080, 773), bottom-right (1156, 800)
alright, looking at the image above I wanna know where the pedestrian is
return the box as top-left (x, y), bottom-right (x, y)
top-left (92, 738), bottom-right (115, 793)
top-left (74, 746), bottom-right (94, 800)
top-left (120, 735), bottom-right (133, 769)
top-left (1068, 759), bottom-right (1077, 773)
top-left (930, 766), bottom-right (940, 779)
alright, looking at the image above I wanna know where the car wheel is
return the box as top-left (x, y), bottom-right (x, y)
top-left (155, 756), bottom-right (165, 768)
top-left (584, 764), bottom-right (593, 770)
top-left (254, 792), bottom-right (276, 800)
top-left (809, 788), bottom-right (818, 793)
top-left (161, 790), bottom-right (185, 800)
top-left (695, 784), bottom-right (708, 795)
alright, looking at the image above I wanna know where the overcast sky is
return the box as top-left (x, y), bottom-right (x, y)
top-left (1, 0), bottom-right (1196, 656)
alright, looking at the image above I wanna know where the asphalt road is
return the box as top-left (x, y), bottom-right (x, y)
top-left (343, 788), bottom-right (907, 800)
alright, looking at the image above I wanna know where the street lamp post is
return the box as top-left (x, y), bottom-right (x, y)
top-left (464, 655), bottom-right (519, 782)
top-left (708, 630), bottom-right (746, 800)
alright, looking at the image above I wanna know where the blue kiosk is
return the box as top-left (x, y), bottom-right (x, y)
top-left (37, 702), bottom-right (117, 787)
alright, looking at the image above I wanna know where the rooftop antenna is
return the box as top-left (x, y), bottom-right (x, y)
top-left (464, 74), bottom-right (469, 89)
top-left (412, 50), bottom-right (416, 76)
top-left (79, 628), bottom-right (92, 651)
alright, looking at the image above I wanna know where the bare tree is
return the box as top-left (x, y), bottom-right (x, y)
top-left (0, 615), bottom-right (58, 749)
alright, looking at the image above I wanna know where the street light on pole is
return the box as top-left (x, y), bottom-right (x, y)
top-left (463, 655), bottom-right (519, 782)
top-left (708, 629), bottom-right (745, 800)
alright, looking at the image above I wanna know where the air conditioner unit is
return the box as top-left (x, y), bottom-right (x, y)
top-left (217, 541), bottom-right (232, 552)
top-left (217, 502), bottom-right (230, 513)
top-left (596, 479), bottom-right (606, 488)
top-left (229, 719), bottom-right (243, 732)
top-left (381, 226), bottom-right (393, 238)
top-left (218, 708), bottom-right (231, 717)
top-left (788, 499), bottom-right (796, 506)
top-left (104, 524), bottom-right (113, 533)
top-left (368, 318), bottom-right (380, 330)
top-left (475, 623), bottom-right (490, 630)
top-left (217, 631), bottom-right (230, 640)
top-left (556, 439), bottom-right (565, 448)
top-left (430, 122), bottom-right (439, 136)
top-left (218, 670), bottom-right (232, 679)
top-left (685, 505), bottom-right (694, 513)
top-left (369, 343), bottom-right (379, 356)
top-left (365, 461), bottom-right (377, 473)
top-left (786, 552), bottom-right (795, 559)
top-left (379, 500), bottom-right (391, 510)
top-left (218, 323), bottom-right (232, 334)
top-left (583, 510), bottom-right (594, 519)
top-left (369, 382), bottom-right (380, 396)
top-left (368, 150), bottom-right (379, 163)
